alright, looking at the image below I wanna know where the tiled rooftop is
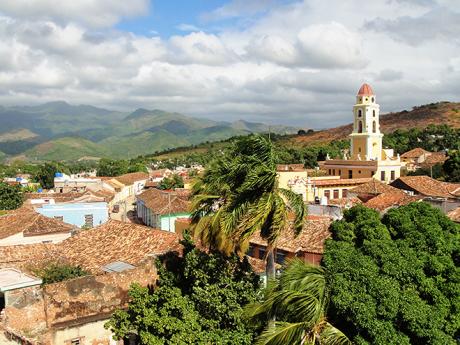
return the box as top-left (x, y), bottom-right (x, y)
top-left (137, 188), bottom-right (191, 215)
top-left (364, 192), bottom-right (420, 212)
top-left (59, 220), bottom-right (182, 274)
top-left (401, 147), bottom-right (430, 159)
top-left (313, 177), bottom-right (372, 187)
top-left (350, 179), bottom-right (400, 195)
top-left (249, 216), bottom-right (332, 255)
top-left (114, 172), bottom-right (149, 186)
top-left (447, 207), bottom-right (460, 223)
top-left (0, 208), bottom-right (75, 240)
top-left (391, 176), bottom-right (460, 199)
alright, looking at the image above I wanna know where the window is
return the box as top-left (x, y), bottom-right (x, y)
top-left (328, 169), bottom-right (331, 175)
top-left (381, 171), bottom-right (386, 181)
top-left (342, 189), bottom-right (348, 197)
top-left (338, 169), bottom-right (341, 175)
top-left (365, 97), bottom-right (368, 101)
top-left (84, 214), bottom-right (93, 228)
top-left (358, 109), bottom-right (362, 117)
top-left (358, 121), bottom-right (363, 133)
top-left (324, 190), bottom-right (331, 199)
top-left (333, 169), bottom-right (335, 175)
top-left (391, 170), bottom-right (395, 180)
top-left (333, 190), bottom-right (339, 199)
top-left (247, 245), bottom-right (255, 257)
top-left (373, 109), bottom-right (376, 116)
top-left (371, 97), bottom-right (375, 103)
top-left (372, 121), bottom-right (377, 133)
top-left (348, 170), bottom-right (352, 179)
top-left (54, 216), bottom-right (64, 222)
top-left (276, 250), bottom-right (287, 265)
top-left (258, 247), bottom-right (266, 260)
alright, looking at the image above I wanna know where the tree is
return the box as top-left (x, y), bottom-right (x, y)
top-left (0, 182), bottom-right (24, 210)
top-left (191, 135), bottom-right (307, 279)
top-left (322, 203), bottom-right (460, 345)
top-left (34, 263), bottom-right (88, 284)
top-left (158, 174), bottom-right (184, 190)
top-left (106, 235), bottom-right (260, 344)
top-left (246, 259), bottom-right (351, 345)
top-left (35, 162), bottom-right (66, 189)
top-left (443, 150), bottom-right (460, 182)
top-left (96, 159), bottom-right (129, 177)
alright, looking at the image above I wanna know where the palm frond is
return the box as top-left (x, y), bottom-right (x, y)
top-left (320, 322), bottom-right (352, 345)
top-left (255, 321), bottom-right (312, 345)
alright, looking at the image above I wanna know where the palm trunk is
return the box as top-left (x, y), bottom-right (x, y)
top-left (266, 248), bottom-right (276, 281)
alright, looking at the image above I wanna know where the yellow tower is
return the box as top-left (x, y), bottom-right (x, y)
top-left (349, 83), bottom-right (383, 161)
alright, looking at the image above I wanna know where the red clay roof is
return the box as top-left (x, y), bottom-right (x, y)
top-left (137, 188), bottom-right (191, 215)
top-left (421, 152), bottom-right (448, 166)
top-left (447, 207), bottom-right (460, 223)
top-left (357, 83), bottom-right (374, 96)
top-left (59, 220), bottom-right (181, 274)
top-left (350, 179), bottom-right (400, 195)
top-left (364, 192), bottom-right (420, 212)
top-left (392, 176), bottom-right (460, 199)
top-left (0, 208), bottom-right (75, 240)
top-left (401, 147), bottom-right (430, 159)
top-left (249, 216), bottom-right (332, 255)
top-left (114, 172), bottom-right (149, 186)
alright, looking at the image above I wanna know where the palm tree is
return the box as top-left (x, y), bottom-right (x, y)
top-left (190, 135), bottom-right (307, 279)
top-left (246, 259), bottom-right (351, 345)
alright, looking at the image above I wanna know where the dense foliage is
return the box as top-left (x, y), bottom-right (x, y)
top-left (0, 182), bottom-right (24, 210)
top-left (34, 263), bottom-right (89, 285)
top-left (246, 259), bottom-right (350, 345)
top-left (35, 162), bottom-right (66, 189)
top-left (383, 124), bottom-right (460, 154)
top-left (323, 203), bottom-right (460, 345)
top-left (443, 150), bottom-right (460, 182)
top-left (158, 174), bottom-right (184, 190)
top-left (106, 236), bottom-right (260, 344)
top-left (191, 135), bottom-right (306, 278)
top-left (96, 158), bottom-right (147, 177)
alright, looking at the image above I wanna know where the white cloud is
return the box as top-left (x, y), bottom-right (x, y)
top-left (176, 23), bottom-right (201, 32)
top-left (0, 0), bottom-right (149, 28)
top-left (0, 0), bottom-right (457, 128)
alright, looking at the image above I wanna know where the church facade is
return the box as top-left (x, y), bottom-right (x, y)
top-left (321, 83), bottom-right (402, 183)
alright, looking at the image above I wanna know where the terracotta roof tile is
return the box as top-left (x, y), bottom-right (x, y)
top-left (0, 243), bottom-right (62, 272)
top-left (58, 220), bottom-right (181, 274)
top-left (447, 207), bottom-right (460, 223)
top-left (357, 83), bottom-right (374, 96)
top-left (401, 148), bottom-right (430, 159)
top-left (350, 179), bottom-right (400, 195)
top-left (249, 216), bottom-right (332, 255)
top-left (364, 192), bottom-right (420, 212)
top-left (421, 152), bottom-right (448, 166)
top-left (391, 176), bottom-right (460, 199)
top-left (0, 208), bottom-right (75, 240)
top-left (137, 188), bottom-right (191, 215)
top-left (114, 172), bottom-right (149, 186)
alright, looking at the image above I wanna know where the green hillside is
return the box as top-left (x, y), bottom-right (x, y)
top-left (23, 137), bottom-right (109, 161)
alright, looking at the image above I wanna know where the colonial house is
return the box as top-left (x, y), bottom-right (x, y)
top-left (0, 208), bottom-right (76, 246)
top-left (136, 188), bottom-right (191, 232)
top-left (390, 176), bottom-right (460, 213)
top-left (53, 173), bottom-right (103, 194)
top-left (401, 148), bottom-right (447, 172)
top-left (103, 172), bottom-right (149, 205)
top-left (321, 83), bottom-right (403, 183)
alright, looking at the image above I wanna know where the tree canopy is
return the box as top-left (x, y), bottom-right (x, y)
top-left (0, 182), bottom-right (24, 210)
top-left (158, 174), bottom-right (184, 190)
top-left (322, 203), bottom-right (460, 345)
top-left (106, 235), bottom-right (260, 344)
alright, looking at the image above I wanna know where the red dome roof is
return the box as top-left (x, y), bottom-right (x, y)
top-left (357, 83), bottom-right (374, 96)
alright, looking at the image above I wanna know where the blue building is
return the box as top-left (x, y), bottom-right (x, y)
top-left (36, 202), bottom-right (109, 228)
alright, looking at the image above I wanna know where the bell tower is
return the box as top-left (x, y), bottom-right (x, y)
top-left (349, 83), bottom-right (383, 161)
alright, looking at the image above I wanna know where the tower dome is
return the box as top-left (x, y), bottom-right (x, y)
top-left (357, 83), bottom-right (374, 96)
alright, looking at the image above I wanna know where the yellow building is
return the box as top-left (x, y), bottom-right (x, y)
top-left (322, 83), bottom-right (402, 183)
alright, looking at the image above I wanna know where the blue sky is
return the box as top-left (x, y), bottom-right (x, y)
top-left (0, 0), bottom-right (458, 127)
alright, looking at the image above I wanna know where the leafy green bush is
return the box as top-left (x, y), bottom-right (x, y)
top-left (0, 182), bottom-right (24, 210)
top-left (35, 263), bottom-right (89, 285)
top-left (323, 203), bottom-right (460, 345)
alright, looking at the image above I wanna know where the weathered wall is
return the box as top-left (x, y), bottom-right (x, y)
top-left (2, 260), bottom-right (157, 345)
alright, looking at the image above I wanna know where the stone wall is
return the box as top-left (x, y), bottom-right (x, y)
top-left (2, 260), bottom-right (157, 344)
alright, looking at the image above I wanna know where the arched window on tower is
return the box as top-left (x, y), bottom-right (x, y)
top-left (372, 121), bottom-right (377, 133)
top-left (373, 110), bottom-right (376, 117)
top-left (358, 121), bottom-right (363, 133)
top-left (358, 109), bottom-right (362, 117)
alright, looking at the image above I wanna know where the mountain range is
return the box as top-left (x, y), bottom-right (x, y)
top-left (0, 101), bottom-right (297, 161)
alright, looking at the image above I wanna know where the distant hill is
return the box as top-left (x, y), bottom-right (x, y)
top-left (0, 102), bottom-right (297, 161)
top-left (289, 102), bottom-right (460, 147)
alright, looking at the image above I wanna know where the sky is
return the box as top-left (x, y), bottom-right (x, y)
top-left (0, 0), bottom-right (459, 128)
